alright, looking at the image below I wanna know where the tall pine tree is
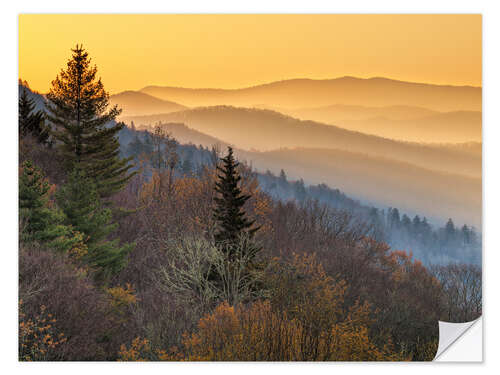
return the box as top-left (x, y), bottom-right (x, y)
top-left (46, 44), bottom-right (134, 198)
top-left (213, 147), bottom-right (259, 250)
top-left (56, 168), bottom-right (133, 281)
top-left (211, 147), bottom-right (264, 302)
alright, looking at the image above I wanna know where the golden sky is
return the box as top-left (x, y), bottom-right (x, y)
top-left (19, 14), bottom-right (482, 94)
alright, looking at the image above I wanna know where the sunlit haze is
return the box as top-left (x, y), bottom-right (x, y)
top-left (19, 14), bottom-right (481, 94)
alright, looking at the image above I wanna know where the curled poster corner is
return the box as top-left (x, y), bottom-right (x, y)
top-left (434, 317), bottom-right (483, 362)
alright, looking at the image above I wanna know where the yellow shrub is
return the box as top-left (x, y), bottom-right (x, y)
top-left (106, 283), bottom-right (138, 324)
top-left (19, 301), bottom-right (67, 361)
top-left (182, 301), bottom-right (302, 361)
top-left (107, 283), bottom-right (137, 309)
top-left (118, 337), bottom-right (184, 361)
top-left (67, 231), bottom-right (88, 261)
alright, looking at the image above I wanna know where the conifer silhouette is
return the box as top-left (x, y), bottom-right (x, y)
top-left (46, 44), bottom-right (134, 198)
top-left (213, 146), bottom-right (258, 250)
top-left (19, 88), bottom-right (49, 144)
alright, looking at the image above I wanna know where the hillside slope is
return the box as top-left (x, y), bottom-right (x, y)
top-left (238, 147), bottom-right (481, 228)
top-left (286, 105), bottom-right (481, 143)
top-left (122, 106), bottom-right (481, 178)
top-left (110, 90), bottom-right (187, 116)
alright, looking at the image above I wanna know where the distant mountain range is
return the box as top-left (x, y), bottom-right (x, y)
top-left (19, 80), bottom-right (482, 228)
top-left (112, 77), bottom-right (481, 143)
top-left (139, 76), bottom-right (481, 112)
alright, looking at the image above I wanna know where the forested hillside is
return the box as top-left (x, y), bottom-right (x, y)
top-left (119, 124), bottom-right (481, 266)
top-left (119, 112), bottom-right (482, 228)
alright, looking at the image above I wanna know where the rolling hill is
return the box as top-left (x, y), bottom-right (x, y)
top-left (136, 122), bottom-right (227, 149)
top-left (283, 105), bottom-right (481, 143)
top-left (140, 76), bottom-right (481, 112)
top-left (110, 90), bottom-right (186, 116)
top-left (314, 111), bottom-right (481, 143)
top-left (439, 142), bottom-right (482, 157)
top-left (286, 103), bottom-right (440, 121)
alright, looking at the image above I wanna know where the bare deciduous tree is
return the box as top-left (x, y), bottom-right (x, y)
top-left (431, 263), bottom-right (482, 322)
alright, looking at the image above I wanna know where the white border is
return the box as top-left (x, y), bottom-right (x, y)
top-left (3, 1), bottom-right (498, 373)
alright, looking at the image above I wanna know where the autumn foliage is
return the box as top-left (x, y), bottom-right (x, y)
top-left (119, 255), bottom-right (408, 361)
top-left (18, 151), bottom-right (451, 360)
top-left (19, 301), bottom-right (67, 361)
top-left (181, 299), bottom-right (403, 361)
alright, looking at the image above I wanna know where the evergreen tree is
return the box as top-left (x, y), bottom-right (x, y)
top-left (19, 88), bottom-right (49, 144)
top-left (401, 214), bottom-right (412, 232)
top-left (469, 227), bottom-right (478, 247)
top-left (151, 125), bottom-right (167, 171)
top-left (294, 178), bottom-right (307, 202)
top-left (211, 147), bottom-right (264, 301)
top-left (20, 160), bottom-right (58, 241)
top-left (56, 168), bottom-right (133, 281)
top-left (461, 224), bottom-right (471, 245)
top-left (421, 217), bottom-right (432, 237)
top-left (142, 131), bottom-right (154, 154)
top-left (390, 208), bottom-right (401, 229)
top-left (19, 160), bottom-right (80, 252)
top-left (445, 218), bottom-right (456, 241)
top-left (369, 207), bottom-right (379, 223)
top-left (127, 134), bottom-right (144, 158)
top-left (278, 169), bottom-right (287, 188)
top-left (181, 149), bottom-right (194, 175)
top-left (46, 44), bottom-right (134, 198)
top-left (181, 157), bottom-right (193, 175)
top-left (445, 218), bottom-right (455, 232)
top-left (210, 144), bottom-right (222, 168)
top-left (213, 147), bottom-right (259, 250)
top-left (412, 215), bottom-right (421, 230)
